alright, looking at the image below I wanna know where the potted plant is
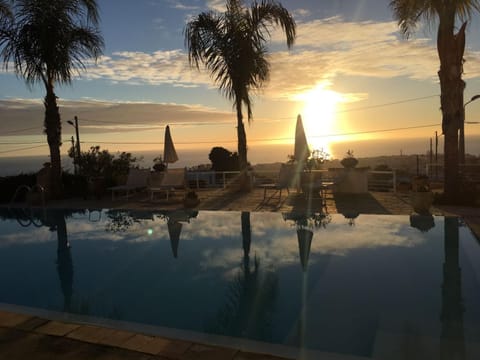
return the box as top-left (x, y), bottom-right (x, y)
top-left (184, 190), bottom-right (200, 208)
top-left (300, 149), bottom-right (329, 196)
top-left (410, 175), bottom-right (434, 214)
top-left (340, 149), bottom-right (358, 169)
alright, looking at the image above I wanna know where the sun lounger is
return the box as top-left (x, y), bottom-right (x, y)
top-left (107, 168), bottom-right (149, 200)
top-left (149, 168), bottom-right (187, 201)
top-left (258, 164), bottom-right (294, 203)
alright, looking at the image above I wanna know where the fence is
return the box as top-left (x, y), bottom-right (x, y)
top-left (187, 169), bottom-right (397, 192)
top-left (426, 164), bottom-right (480, 183)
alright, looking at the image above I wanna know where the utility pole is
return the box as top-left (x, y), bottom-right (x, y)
top-left (462, 94), bottom-right (480, 164)
top-left (67, 116), bottom-right (81, 174)
top-left (435, 131), bottom-right (438, 180)
top-left (70, 136), bottom-right (77, 174)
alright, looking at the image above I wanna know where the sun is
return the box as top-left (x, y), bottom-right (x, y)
top-left (295, 83), bottom-right (344, 153)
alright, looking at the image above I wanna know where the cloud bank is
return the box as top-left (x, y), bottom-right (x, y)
top-left (77, 16), bottom-right (480, 100)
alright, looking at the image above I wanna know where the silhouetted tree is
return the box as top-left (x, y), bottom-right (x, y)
top-left (185, 0), bottom-right (296, 186)
top-left (390, 0), bottom-right (480, 202)
top-left (209, 146), bottom-right (239, 171)
top-left (0, 0), bottom-right (104, 198)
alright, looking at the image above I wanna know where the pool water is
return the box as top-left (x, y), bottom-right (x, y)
top-left (0, 208), bottom-right (479, 358)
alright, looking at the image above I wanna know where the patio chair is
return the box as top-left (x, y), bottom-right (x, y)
top-left (108, 168), bottom-right (150, 200)
top-left (259, 164), bottom-right (294, 203)
top-left (149, 168), bottom-right (187, 201)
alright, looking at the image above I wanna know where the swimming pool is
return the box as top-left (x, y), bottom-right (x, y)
top-left (0, 208), bottom-right (479, 359)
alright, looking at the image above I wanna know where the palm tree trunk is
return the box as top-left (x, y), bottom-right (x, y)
top-left (236, 101), bottom-right (247, 171)
top-left (236, 100), bottom-right (249, 190)
top-left (437, 20), bottom-right (466, 202)
top-left (44, 83), bottom-right (63, 199)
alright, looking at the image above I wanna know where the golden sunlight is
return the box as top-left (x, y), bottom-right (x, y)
top-left (295, 83), bottom-right (345, 154)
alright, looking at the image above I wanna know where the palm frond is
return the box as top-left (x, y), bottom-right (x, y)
top-left (390, 0), bottom-right (480, 37)
top-left (1, 0), bottom-right (104, 88)
top-left (185, 0), bottom-right (296, 123)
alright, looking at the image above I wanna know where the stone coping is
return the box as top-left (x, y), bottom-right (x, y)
top-left (0, 304), bottom-right (368, 360)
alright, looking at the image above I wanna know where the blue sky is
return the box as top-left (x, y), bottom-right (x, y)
top-left (1, 0), bottom-right (480, 161)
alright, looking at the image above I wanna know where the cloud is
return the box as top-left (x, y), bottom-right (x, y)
top-left (293, 8), bottom-right (311, 18)
top-left (168, 1), bottom-right (200, 11)
top-left (206, 0), bottom-right (225, 12)
top-left (266, 16), bottom-right (480, 98)
top-left (0, 98), bottom-right (233, 135)
top-left (61, 17), bottom-right (480, 101)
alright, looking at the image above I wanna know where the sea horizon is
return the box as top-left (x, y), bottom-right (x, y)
top-left (1, 135), bottom-right (479, 177)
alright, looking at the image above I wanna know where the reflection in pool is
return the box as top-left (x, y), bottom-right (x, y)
top-left (0, 208), bottom-right (479, 358)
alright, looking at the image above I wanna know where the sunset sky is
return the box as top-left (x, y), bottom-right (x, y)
top-left (1, 0), bottom-right (480, 163)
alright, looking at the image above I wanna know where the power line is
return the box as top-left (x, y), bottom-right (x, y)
top-left (1, 126), bottom-right (41, 135)
top-left (337, 94), bottom-right (439, 114)
top-left (0, 144), bottom-right (46, 155)
top-left (0, 122), bottom-right (443, 147)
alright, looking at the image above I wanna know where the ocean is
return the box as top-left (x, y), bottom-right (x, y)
top-left (1, 136), bottom-right (479, 176)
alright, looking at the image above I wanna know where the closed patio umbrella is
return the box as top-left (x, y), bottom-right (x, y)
top-left (294, 115), bottom-right (309, 163)
top-left (164, 125), bottom-right (179, 166)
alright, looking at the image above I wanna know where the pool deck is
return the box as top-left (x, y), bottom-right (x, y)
top-left (1, 187), bottom-right (479, 360)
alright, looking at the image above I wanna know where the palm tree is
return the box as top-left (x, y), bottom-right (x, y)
top-left (390, 0), bottom-right (480, 202)
top-left (0, 0), bottom-right (104, 198)
top-left (0, 0), bottom-right (12, 19)
top-left (185, 0), bottom-right (296, 184)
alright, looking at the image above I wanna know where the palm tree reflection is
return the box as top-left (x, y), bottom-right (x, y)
top-left (207, 212), bottom-right (278, 341)
top-left (48, 210), bottom-right (73, 312)
top-left (440, 217), bottom-right (465, 359)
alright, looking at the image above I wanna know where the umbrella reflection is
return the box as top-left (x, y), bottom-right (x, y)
top-left (283, 211), bottom-right (332, 272)
top-left (160, 210), bottom-right (198, 258)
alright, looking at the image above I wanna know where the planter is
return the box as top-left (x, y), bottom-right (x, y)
top-left (340, 157), bottom-right (358, 169)
top-left (410, 191), bottom-right (434, 215)
top-left (300, 172), bottom-right (323, 197)
top-left (329, 167), bottom-right (368, 194)
top-left (184, 192), bottom-right (200, 208)
top-left (410, 214), bottom-right (435, 232)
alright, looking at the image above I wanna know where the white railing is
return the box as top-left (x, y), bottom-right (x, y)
top-left (187, 169), bottom-right (397, 192)
top-left (368, 170), bottom-right (397, 192)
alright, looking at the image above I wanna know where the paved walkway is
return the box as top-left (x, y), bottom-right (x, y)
top-left (0, 309), bottom-right (285, 360)
top-left (1, 187), bottom-right (479, 359)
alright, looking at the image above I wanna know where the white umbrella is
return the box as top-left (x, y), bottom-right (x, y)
top-left (294, 114), bottom-right (309, 162)
top-left (163, 125), bottom-right (179, 165)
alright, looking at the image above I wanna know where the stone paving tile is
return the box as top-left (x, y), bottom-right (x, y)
top-left (121, 334), bottom-right (193, 357)
top-left (234, 352), bottom-right (289, 360)
top-left (15, 316), bottom-right (49, 331)
top-left (67, 324), bottom-right (124, 344)
top-left (0, 310), bottom-right (32, 327)
top-left (122, 334), bottom-right (160, 354)
top-left (1, 327), bottom-right (165, 360)
top-left (148, 337), bottom-right (192, 358)
top-left (181, 343), bottom-right (238, 360)
top-left (96, 328), bottom-right (137, 348)
top-left (35, 320), bottom-right (81, 336)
